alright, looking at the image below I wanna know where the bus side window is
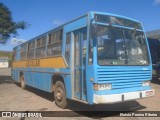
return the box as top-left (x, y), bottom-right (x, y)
top-left (47, 29), bottom-right (63, 57)
top-left (65, 33), bottom-right (71, 66)
top-left (27, 41), bottom-right (35, 59)
top-left (20, 44), bottom-right (26, 60)
top-left (35, 36), bottom-right (46, 58)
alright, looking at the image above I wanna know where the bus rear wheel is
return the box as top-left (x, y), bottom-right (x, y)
top-left (54, 81), bottom-right (67, 108)
top-left (20, 75), bottom-right (25, 89)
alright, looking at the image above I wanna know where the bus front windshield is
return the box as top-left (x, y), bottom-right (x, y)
top-left (94, 25), bottom-right (149, 65)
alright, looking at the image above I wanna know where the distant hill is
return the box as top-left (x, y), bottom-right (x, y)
top-left (0, 51), bottom-right (13, 60)
top-left (146, 30), bottom-right (160, 39)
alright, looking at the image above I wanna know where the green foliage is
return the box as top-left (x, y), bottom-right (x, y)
top-left (0, 51), bottom-right (12, 60)
top-left (0, 2), bottom-right (27, 44)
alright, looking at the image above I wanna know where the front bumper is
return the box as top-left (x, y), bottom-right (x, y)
top-left (93, 89), bottom-right (154, 104)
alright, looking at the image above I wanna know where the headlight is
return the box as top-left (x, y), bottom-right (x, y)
top-left (142, 81), bottom-right (151, 86)
top-left (94, 83), bottom-right (112, 90)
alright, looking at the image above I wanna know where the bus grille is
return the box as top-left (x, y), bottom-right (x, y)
top-left (97, 67), bottom-right (151, 89)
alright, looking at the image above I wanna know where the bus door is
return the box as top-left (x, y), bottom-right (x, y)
top-left (73, 28), bottom-right (87, 100)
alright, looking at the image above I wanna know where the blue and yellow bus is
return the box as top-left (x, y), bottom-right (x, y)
top-left (12, 11), bottom-right (154, 108)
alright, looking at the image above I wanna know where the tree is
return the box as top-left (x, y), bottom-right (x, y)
top-left (0, 2), bottom-right (27, 44)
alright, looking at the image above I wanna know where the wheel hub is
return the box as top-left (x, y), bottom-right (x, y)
top-left (56, 88), bottom-right (63, 101)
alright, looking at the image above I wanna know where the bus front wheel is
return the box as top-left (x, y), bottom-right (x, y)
top-left (54, 81), bottom-right (67, 108)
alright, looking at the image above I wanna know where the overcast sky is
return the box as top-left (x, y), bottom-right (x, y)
top-left (0, 0), bottom-right (160, 51)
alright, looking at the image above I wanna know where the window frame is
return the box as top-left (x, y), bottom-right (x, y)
top-left (65, 33), bottom-right (71, 66)
top-left (20, 44), bottom-right (27, 60)
top-left (27, 41), bottom-right (35, 59)
top-left (47, 29), bottom-right (63, 57)
top-left (35, 36), bottom-right (47, 58)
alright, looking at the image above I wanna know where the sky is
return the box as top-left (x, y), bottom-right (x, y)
top-left (0, 0), bottom-right (160, 51)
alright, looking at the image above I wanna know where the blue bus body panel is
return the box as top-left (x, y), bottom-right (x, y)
top-left (86, 65), bottom-right (152, 104)
top-left (12, 68), bottom-right (70, 93)
top-left (64, 16), bottom-right (87, 33)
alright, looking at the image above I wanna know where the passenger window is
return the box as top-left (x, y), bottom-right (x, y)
top-left (47, 29), bottom-right (63, 56)
top-left (27, 41), bottom-right (35, 59)
top-left (20, 45), bottom-right (26, 60)
top-left (65, 33), bottom-right (71, 66)
top-left (35, 36), bottom-right (47, 58)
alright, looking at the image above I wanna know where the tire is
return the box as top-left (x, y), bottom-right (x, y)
top-left (20, 75), bottom-right (25, 89)
top-left (54, 81), bottom-right (67, 108)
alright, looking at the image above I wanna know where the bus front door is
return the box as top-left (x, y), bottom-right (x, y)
top-left (73, 28), bottom-right (87, 101)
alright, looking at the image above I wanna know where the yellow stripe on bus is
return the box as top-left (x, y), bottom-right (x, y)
top-left (12, 57), bottom-right (67, 68)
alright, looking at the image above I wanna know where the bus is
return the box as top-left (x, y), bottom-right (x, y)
top-left (147, 38), bottom-right (160, 77)
top-left (147, 38), bottom-right (160, 65)
top-left (12, 11), bottom-right (154, 108)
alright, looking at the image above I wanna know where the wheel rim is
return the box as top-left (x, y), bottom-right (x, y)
top-left (55, 87), bottom-right (63, 102)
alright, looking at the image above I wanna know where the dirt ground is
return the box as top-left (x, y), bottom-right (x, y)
top-left (0, 68), bottom-right (160, 120)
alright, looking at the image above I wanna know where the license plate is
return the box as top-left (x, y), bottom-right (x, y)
top-left (146, 91), bottom-right (153, 96)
